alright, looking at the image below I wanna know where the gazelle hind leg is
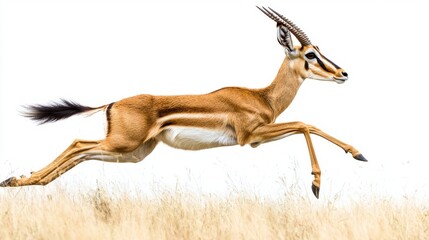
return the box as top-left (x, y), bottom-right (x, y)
top-left (88, 139), bottom-right (158, 163)
top-left (0, 139), bottom-right (101, 187)
top-left (34, 139), bottom-right (159, 184)
top-left (0, 139), bottom-right (158, 187)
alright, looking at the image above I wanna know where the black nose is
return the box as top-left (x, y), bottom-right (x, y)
top-left (342, 71), bottom-right (348, 77)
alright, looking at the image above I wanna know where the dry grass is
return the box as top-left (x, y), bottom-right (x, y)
top-left (1, 184), bottom-right (428, 240)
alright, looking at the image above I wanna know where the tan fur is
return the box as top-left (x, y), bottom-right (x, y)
top-left (1, 39), bottom-right (362, 198)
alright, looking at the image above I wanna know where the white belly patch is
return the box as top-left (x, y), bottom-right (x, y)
top-left (157, 127), bottom-right (237, 150)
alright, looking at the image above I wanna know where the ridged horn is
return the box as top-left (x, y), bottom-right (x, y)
top-left (257, 6), bottom-right (312, 46)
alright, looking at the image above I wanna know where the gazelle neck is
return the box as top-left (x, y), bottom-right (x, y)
top-left (262, 57), bottom-right (304, 118)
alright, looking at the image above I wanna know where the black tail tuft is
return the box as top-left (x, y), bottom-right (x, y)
top-left (22, 99), bottom-right (95, 124)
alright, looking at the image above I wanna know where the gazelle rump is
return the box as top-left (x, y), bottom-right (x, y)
top-left (0, 7), bottom-right (366, 198)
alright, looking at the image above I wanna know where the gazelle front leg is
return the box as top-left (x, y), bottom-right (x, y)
top-left (248, 122), bottom-right (322, 198)
top-left (301, 126), bottom-right (322, 198)
top-left (248, 121), bottom-right (365, 198)
top-left (307, 125), bottom-right (367, 161)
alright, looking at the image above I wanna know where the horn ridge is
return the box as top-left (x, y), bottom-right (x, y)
top-left (267, 7), bottom-right (312, 46)
top-left (257, 7), bottom-right (295, 31)
top-left (257, 6), bottom-right (312, 46)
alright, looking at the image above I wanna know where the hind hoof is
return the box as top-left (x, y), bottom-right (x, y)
top-left (0, 177), bottom-right (16, 187)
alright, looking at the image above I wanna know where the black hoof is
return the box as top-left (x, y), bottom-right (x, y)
top-left (353, 153), bottom-right (368, 162)
top-left (311, 183), bottom-right (320, 199)
top-left (0, 177), bottom-right (14, 187)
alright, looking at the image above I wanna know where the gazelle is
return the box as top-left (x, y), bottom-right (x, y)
top-left (0, 7), bottom-right (366, 198)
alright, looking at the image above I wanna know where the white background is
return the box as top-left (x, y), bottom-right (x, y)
top-left (1, 0), bottom-right (428, 201)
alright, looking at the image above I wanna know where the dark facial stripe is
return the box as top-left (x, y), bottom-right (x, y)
top-left (313, 47), bottom-right (341, 70)
top-left (304, 61), bottom-right (309, 70)
top-left (315, 56), bottom-right (330, 72)
top-left (320, 54), bottom-right (341, 69)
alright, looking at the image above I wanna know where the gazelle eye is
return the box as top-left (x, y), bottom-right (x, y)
top-left (305, 52), bottom-right (316, 59)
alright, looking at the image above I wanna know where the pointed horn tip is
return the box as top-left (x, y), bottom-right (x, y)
top-left (255, 6), bottom-right (267, 13)
top-left (267, 7), bottom-right (312, 46)
top-left (256, 6), bottom-right (272, 16)
top-left (256, 6), bottom-right (282, 25)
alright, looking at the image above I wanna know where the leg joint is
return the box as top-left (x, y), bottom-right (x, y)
top-left (295, 122), bottom-right (310, 133)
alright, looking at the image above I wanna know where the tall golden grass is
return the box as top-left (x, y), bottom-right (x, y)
top-left (0, 183), bottom-right (428, 240)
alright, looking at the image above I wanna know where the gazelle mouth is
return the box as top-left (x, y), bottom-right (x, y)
top-left (333, 77), bottom-right (347, 84)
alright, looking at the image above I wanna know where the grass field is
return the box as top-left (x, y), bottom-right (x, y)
top-left (1, 183), bottom-right (428, 240)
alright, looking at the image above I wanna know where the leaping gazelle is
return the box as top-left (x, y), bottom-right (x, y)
top-left (0, 7), bottom-right (366, 198)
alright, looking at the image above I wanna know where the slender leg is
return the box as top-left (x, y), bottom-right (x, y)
top-left (307, 125), bottom-right (367, 161)
top-left (36, 139), bottom-right (158, 184)
top-left (248, 121), bottom-right (365, 198)
top-left (0, 139), bottom-right (100, 187)
top-left (301, 127), bottom-right (321, 198)
top-left (0, 139), bottom-right (158, 187)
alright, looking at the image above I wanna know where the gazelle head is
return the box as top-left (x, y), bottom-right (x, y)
top-left (258, 7), bottom-right (348, 84)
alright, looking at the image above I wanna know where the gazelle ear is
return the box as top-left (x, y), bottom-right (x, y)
top-left (277, 24), bottom-right (294, 53)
